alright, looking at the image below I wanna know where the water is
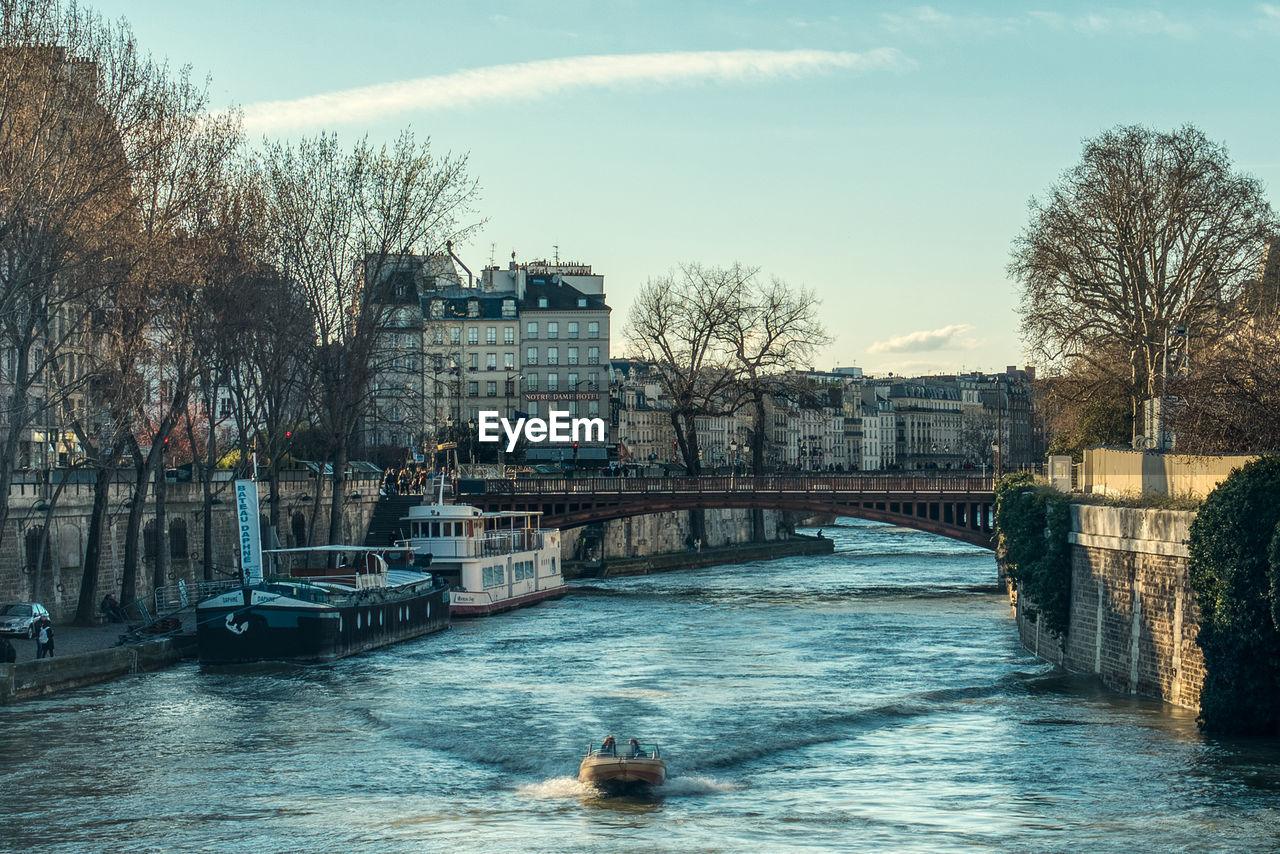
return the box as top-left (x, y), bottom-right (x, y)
top-left (3, 519), bottom-right (1280, 853)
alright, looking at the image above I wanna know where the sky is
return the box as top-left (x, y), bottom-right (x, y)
top-left (91, 1), bottom-right (1280, 376)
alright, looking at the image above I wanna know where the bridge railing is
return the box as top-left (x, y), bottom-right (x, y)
top-left (467, 474), bottom-right (995, 496)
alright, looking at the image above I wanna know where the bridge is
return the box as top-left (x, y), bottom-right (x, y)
top-left (458, 474), bottom-right (997, 548)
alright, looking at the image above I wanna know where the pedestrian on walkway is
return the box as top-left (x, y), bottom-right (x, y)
top-left (35, 616), bottom-right (54, 658)
top-left (1, 636), bottom-right (15, 663)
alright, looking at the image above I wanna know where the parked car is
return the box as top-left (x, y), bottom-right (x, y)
top-left (0, 602), bottom-right (49, 638)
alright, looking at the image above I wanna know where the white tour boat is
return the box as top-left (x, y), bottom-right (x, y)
top-left (399, 498), bottom-right (565, 617)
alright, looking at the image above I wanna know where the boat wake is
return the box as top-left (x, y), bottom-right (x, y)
top-left (517, 774), bottom-right (738, 800)
top-left (518, 776), bottom-right (602, 799)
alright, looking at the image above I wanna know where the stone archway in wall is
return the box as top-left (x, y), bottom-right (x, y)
top-left (24, 524), bottom-right (51, 601)
top-left (170, 518), bottom-right (189, 565)
top-left (143, 519), bottom-right (158, 566)
top-left (291, 512), bottom-right (307, 548)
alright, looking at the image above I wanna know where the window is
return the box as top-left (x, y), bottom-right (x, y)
top-left (588, 321), bottom-right (599, 339)
top-left (526, 374), bottom-right (538, 392)
top-left (568, 321), bottom-right (579, 339)
top-left (587, 346), bottom-right (600, 365)
top-left (529, 401), bottom-right (539, 417)
top-left (568, 372), bottom-right (578, 389)
top-left (568, 401), bottom-right (579, 416)
top-left (504, 327), bottom-right (515, 344)
top-left (578, 298), bottom-right (587, 307)
top-left (538, 297), bottom-right (548, 308)
top-left (504, 378), bottom-right (517, 396)
top-left (486, 327), bottom-right (497, 345)
top-left (467, 328), bottom-right (479, 345)
top-left (469, 353), bottom-right (479, 369)
top-left (486, 381), bottom-right (497, 397)
top-left (432, 327), bottom-right (444, 345)
top-left (467, 300), bottom-right (480, 317)
top-left (526, 322), bottom-right (538, 339)
top-left (547, 322), bottom-right (559, 339)
top-left (450, 328), bottom-right (461, 345)
top-left (589, 372), bottom-right (600, 390)
top-left (430, 300), bottom-right (443, 318)
top-left (504, 352), bottom-right (515, 370)
top-left (548, 373), bottom-right (559, 391)
top-left (526, 347), bottom-right (538, 366)
top-left (502, 299), bottom-right (516, 318)
top-left (486, 353), bottom-right (497, 370)
top-left (468, 381), bottom-right (479, 396)
top-left (547, 347), bottom-right (559, 365)
top-left (589, 399), bottom-right (600, 417)
top-left (568, 346), bottom-right (579, 365)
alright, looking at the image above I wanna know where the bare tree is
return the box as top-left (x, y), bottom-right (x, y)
top-left (719, 271), bottom-right (825, 539)
top-left (722, 272), bottom-right (827, 472)
top-left (628, 264), bottom-right (746, 476)
top-left (628, 264), bottom-right (750, 543)
top-left (0, 2), bottom-right (170, 550)
top-left (74, 70), bottom-right (242, 606)
top-left (260, 131), bottom-right (478, 545)
top-left (1168, 319), bottom-right (1280, 453)
top-left (1010, 124), bottom-right (1278, 444)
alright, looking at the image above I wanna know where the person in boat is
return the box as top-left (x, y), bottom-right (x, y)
top-left (601, 735), bottom-right (616, 756)
top-left (628, 737), bottom-right (643, 758)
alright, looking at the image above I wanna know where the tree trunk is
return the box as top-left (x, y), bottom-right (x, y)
top-left (751, 391), bottom-right (767, 542)
top-left (74, 462), bottom-right (117, 625)
top-left (153, 460), bottom-right (168, 596)
top-left (120, 443), bottom-right (159, 608)
top-left (267, 451), bottom-right (284, 554)
top-left (327, 443), bottom-right (348, 546)
top-left (194, 416), bottom-right (217, 581)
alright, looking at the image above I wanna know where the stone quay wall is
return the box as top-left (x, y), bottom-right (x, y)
top-left (0, 471), bottom-right (379, 622)
top-left (561, 507), bottom-right (791, 563)
top-left (1015, 504), bottom-right (1204, 710)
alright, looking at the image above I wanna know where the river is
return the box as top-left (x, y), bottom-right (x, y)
top-left (3, 518), bottom-right (1279, 852)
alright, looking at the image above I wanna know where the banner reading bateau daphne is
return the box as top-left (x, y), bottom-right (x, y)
top-left (235, 479), bottom-right (263, 584)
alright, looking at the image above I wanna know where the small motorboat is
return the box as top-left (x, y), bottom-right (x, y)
top-left (578, 738), bottom-right (666, 790)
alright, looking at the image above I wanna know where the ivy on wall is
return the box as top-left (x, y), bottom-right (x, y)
top-left (1188, 456), bottom-right (1280, 735)
top-left (994, 473), bottom-right (1073, 638)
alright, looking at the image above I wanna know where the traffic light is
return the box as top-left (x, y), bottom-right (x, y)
top-left (573, 441), bottom-right (579, 459)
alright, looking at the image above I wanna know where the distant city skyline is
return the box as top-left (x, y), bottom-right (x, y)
top-left (94, 0), bottom-right (1280, 375)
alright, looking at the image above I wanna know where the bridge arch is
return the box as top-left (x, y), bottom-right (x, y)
top-left (461, 475), bottom-right (996, 549)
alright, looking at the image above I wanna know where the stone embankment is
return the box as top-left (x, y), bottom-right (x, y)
top-left (1, 633), bottom-right (195, 704)
top-left (567, 535), bottom-right (833, 579)
top-left (1014, 504), bottom-right (1204, 710)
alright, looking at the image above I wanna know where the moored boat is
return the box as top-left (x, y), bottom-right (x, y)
top-left (196, 546), bottom-right (449, 664)
top-left (578, 739), bottom-right (667, 790)
top-left (399, 498), bottom-right (565, 617)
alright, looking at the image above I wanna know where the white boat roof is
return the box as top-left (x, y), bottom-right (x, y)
top-left (264, 545), bottom-right (402, 554)
top-left (402, 503), bottom-right (543, 521)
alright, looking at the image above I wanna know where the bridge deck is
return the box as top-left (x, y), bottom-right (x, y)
top-left (460, 475), bottom-right (998, 548)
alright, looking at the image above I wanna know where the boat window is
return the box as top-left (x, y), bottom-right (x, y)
top-left (430, 522), bottom-right (440, 537)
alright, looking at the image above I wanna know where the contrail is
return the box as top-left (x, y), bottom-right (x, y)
top-left (242, 48), bottom-right (910, 133)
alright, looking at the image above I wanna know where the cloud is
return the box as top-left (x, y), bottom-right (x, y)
top-left (868, 324), bottom-right (976, 354)
top-left (881, 6), bottom-right (1021, 36)
top-left (1071, 10), bottom-right (1195, 38)
top-left (884, 6), bottom-right (1195, 39)
top-left (241, 48), bottom-right (910, 133)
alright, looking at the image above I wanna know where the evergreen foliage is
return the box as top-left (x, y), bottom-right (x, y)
top-left (1188, 456), bottom-right (1280, 735)
top-left (994, 474), bottom-right (1073, 637)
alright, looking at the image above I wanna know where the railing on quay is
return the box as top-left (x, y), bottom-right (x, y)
top-left (467, 474), bottom-right (996, 497)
